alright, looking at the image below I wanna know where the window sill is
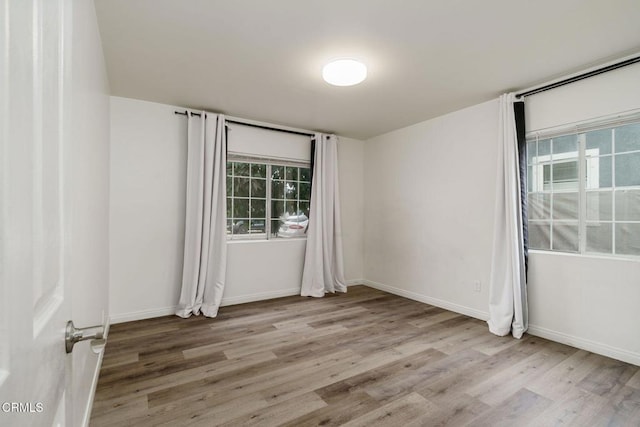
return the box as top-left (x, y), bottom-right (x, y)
top-left (528, 249), bottom-right (640, 263)
top-left (226, 237), bottom-right (307, 245)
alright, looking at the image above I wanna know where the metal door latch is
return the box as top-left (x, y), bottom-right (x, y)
top-left (65, 320), bottom-right (104, 353)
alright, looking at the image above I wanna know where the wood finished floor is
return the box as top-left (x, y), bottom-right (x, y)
top-left (91, 286), bottom-right (640, 426)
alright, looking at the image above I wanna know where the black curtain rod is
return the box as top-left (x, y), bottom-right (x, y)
top-left (174, 110), bottom-right (201, 117)
top-left (516, 55), bottom-right (640, 98)
top-left (174, 110), bottom-right (315, 137)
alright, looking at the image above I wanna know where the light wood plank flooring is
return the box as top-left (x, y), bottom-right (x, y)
top-left (91, 286), bottom-right (640, 426)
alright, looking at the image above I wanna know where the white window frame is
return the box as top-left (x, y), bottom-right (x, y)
top-left (226, 155), bottom-right (311, 241)
top-left (528, 117), bottom-right (640, 258)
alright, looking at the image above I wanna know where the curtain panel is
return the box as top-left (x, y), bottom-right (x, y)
top-left (487, 94), bottom-right (529, 338)
top-left (301, 134), bottom-right (347, 297)
top-left (176, 112), bottom-right (227, 318)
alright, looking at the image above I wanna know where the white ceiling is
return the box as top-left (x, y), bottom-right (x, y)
top-left (94, 0), bottom-right (640, 139)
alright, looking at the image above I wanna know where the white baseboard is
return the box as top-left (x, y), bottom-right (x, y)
top-left (109, 288), bottom-right (303, 324)
top-left (220, 288), bottom-right (300, 306)
top-left (527, 324), bottom-right (640, 367)
top-left (110, 306), bottom-right (177, 324)
top-left (345, 279), bottom-right (365, 286)
top-left (362, 279), bottom-right (489, 321)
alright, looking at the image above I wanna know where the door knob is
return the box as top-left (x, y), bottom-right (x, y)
top-left (65, 320), bottom-right (104, 353)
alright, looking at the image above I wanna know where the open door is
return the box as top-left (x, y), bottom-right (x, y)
top-left (0, 0), bottom-right (85, 425)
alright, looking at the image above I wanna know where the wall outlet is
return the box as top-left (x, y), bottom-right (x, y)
top-left (473, 280), bottom-right (481, 292)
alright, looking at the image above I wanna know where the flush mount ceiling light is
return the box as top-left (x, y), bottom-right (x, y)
top-left (322, 59), bottom-right (367, 86)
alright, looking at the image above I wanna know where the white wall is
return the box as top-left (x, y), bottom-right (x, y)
top-left (338, 137), bottom-right (365, 282)
top-left (363, 100), bottom-right (499, 320)
top-left (109, 97), bottom-right (364, 322)
top-left (524, 61), bottom-right (640, 365)
top-left (68, 1), bottom-right (111, 425)
top-left (528, 252), bottom-right (640, 364)
top-left (109, 97), bottom-right (187, 321)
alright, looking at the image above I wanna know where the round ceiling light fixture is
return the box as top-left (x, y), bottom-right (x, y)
top-left (322, 59), bottom-right (367, 86)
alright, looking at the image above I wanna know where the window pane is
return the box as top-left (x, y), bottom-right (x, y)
top-left (528, 193), bottom-right (550, 219)
top-left (527, 166), bottom-right (533, 192)
top-left (300, 167), bottom-right (311, 182)
top-left (234, 177), bottom-right (250, 197)
top-left (285, 201), bottom-right (297, 214)
top-left (227, 162), bottom-right (233, 176)
top-left (226, 198), bottom-right (232, 218)
top-left (251, 163), bottom-right (266, 178)
top-left (271, 219), bottom-right (281, 236)
top-left (543, 164), bottom-right (551, 189)
top-left (586, 191), bottom-right (612, 221)
top-left (538, 139), bottom-right (551, 156)
top-left (234, 162), bottom-right (250, 177)
top-left (527, 140), bottom-right (536, 165)
top-left (251, 179), bottom-right (266, 198)
top-left (615, 152), bottom-right (640, 187)
top-left (552, 192), bottom-right (579, 220)
top-left (250, 219), bottom-right (265, 233)
top-left (232, 220), bottom-right (248, 234)
top-left (285, 181), bottom-right (298, 199)
top-left (226, 219), bottom-right (232, 234)
top-left (615, 123), bottom-right (640, 153)
top-left (285, 166), bottom-right (298, 180)
top-left (615, 189), bottom-right (640, 221)
top-left (586, 155), bottom-right (612, 189)
top-left (226, 177), bottom-right (232, 195)
top-left (233, 198), bottom-right (249, 218)
top-left (251, 199), bottom-right (266, 218)
top-left (551, 161), bottom-right (578, 190)
top-left (271, 165), bottom-right (284, 180)
top-left (299, 201), bottom-right (310, 217)
top-left (299, 183), bottom-right (311, 201)
top-left (586, 222), bottom-right (612, 254)
top-left (586, 129), bottom-right (612, 155)
top-left (271, 200), bottom-right (284, 219)
top-left (271, 180), bottom-right (284, 199)
top-left (529, 222), bottom-right (550, 250)
top-left (552, 135), bottom-right (578, 155)
top-left (615, 223), bottom-right (640, 256)
top-left (552, 223), bottom-right (579, 252)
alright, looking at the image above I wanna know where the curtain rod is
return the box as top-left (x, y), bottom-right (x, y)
top-left (516, 55), bottom-right (640, 98)
top-left (174, 110), bottom-right (316, 137)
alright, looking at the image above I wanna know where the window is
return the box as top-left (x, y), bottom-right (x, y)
top-left (226, 159), bottom-right (311, 239)
top-left (528, 122), bottom-right (640, 257)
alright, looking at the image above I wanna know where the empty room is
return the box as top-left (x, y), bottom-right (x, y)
top-left (2, 0), bottom-right (640, 426)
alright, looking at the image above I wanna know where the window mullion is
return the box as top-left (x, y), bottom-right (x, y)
top-left (612, 129), bottom-right (616, 255)
top-left (549, 138), bottom-right (554, 250)
top-left (578, 133), bottom-right (587, 254)
top-left (266, 164), bottom-right (272, 239)
top-left (230, 165), bottom-right (235, 240)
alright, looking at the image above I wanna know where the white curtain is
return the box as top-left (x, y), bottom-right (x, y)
top-left (176, 112), bottom-right (227, 318)
top-left (301, 134), bottom-right (347, 297)
top-left (487, 94), bottom-right (528, 338)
